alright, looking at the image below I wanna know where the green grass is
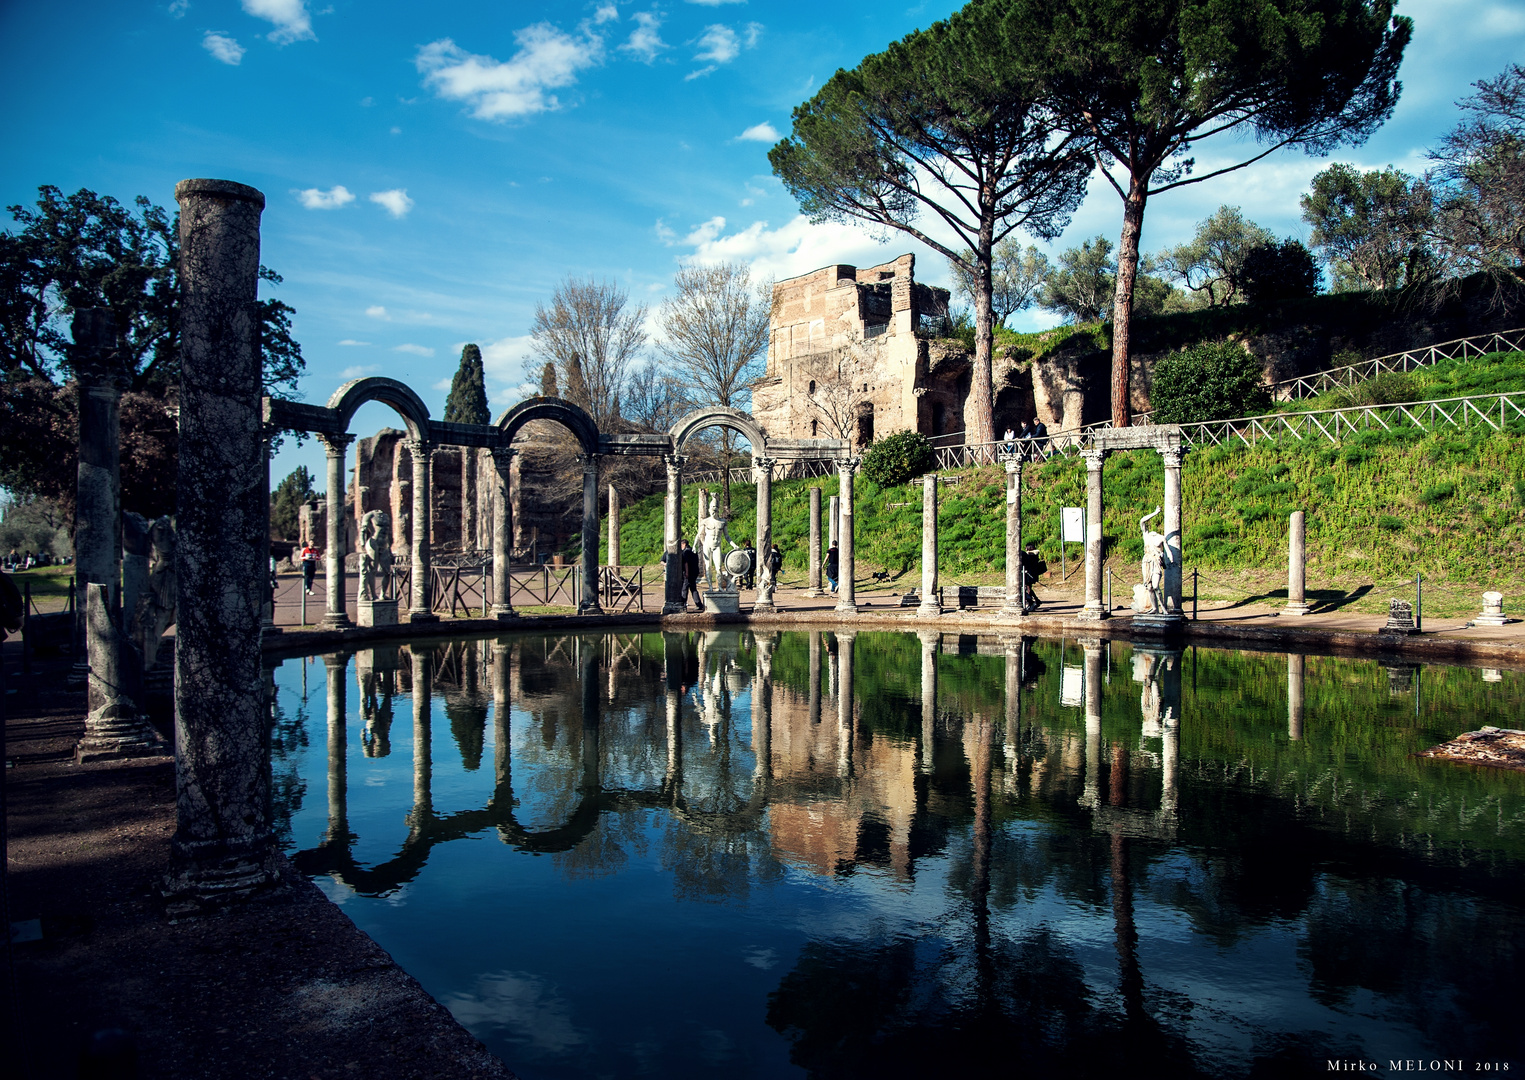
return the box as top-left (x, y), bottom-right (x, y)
top-left (1274, 349), bottom-right (1525, 415)
top-left (8, 566), bottom-right (73, 612)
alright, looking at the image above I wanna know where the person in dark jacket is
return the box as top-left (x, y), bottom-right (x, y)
top-left (824, 542), bottom-right (839, 594)
top-left (681, 540), bottom-right (702, 609)
top-left (767, 544), bottom-right (783, 581)
top-left (742, 540), bottom-right (756, 589)
top-left (1020, 543), bottom-right (1047, 609)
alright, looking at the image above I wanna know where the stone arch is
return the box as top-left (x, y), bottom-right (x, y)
top-left (495, 396), bottom-right (600, 456)
top-left (327, 377), bottom-right (431, 440)
top-left (670, 407), bottom-right (768, 457)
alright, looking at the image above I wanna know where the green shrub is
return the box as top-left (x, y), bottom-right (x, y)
top-left (862, 430), bottom-right (935, 487)
top-left (1149, 341), bottom-right (1270, 424)
top-left (1341, 371), bottom-right (1420, 406)
top-left (1418, 481), bottom-right (1456, 505)
top-left (1377, 515), bottom-right (1404, 531)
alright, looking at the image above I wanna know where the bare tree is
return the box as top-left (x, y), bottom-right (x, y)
top-left (624, 360), bottom-right (691, 434)
top-left (530, 276), bottom-right (646, 431)
top-left (657, 262), bottom-right (772, 513)
top-left (798, 345), bottom-right (877, 450)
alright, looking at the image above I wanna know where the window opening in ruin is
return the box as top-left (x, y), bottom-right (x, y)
top-left (811, 419), bottom-right (818, 436)
top-left (856, 402), bottom-right (874, 448)
top-left (808, 380), bottom-right (816, 395)
top-left (932, 402), bottom-right (945, 435)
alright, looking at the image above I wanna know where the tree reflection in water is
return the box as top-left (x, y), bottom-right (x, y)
top-left (272, 631), bottom-right (1525, 1077)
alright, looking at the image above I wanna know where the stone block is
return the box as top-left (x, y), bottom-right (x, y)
top-left (358, 598), bottom-right (399, 628)
top-left (1475, 590), bottom-right (1511, 626)
top-left (702, 590), bottom-right (740, 614)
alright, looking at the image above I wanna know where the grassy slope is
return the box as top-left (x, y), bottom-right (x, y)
top-left (593, 351), bottom-right (1525, 616)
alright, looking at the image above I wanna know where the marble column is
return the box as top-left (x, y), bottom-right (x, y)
top-left (1287, 652), bottom-right (1305, 740)
top-left (1286, 510), bottom-right (1311, 615)
top-left (75, 583), bottom-right (161, 762)
top-left (406, 437), bottom-right (437, 622)
top-left (1079, 448), bottom-right (1108, 620)
top-left (1003, 456), bottom-right (1024, 614)
top-left (318, 433), bottom-right (354, 629)
top-left (828, 494), bottom-right (840, 548)
top-left (165, 177), bottom-right (280, 906)
top-left (754, 456), bottom-right (774, 572)
top-left (917, 476), bottom-right (940, 617)
top-left (71, 308), bottom-right (126, 658)
top-left (918, 629), bottom-right (939, 774)
top-left (490, 447), bottom-right (516, 619)
top-left (324, 652), bottom-right (349, 847)
top-left (608, 484), bottom-right (621, 570)
top-left (806, 486), bottom-right (823, 597)
top-left (1161, 446), bottom-right (1184, 618)
top-left (836, 458), bottom-right (859, 614)
top-left (578, 454), bottom-right (603, 615)
top-left (662, 453), bottom-right (686, 615)
top-left (836, 629), bottom-right (856, 776)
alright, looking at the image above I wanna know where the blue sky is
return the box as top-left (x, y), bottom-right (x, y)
top-left (3, 0), bottom-right (1522, 487)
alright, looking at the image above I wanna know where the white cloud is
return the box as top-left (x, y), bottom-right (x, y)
top-left (202, 32), bottom-right (245, 65)
top-left (686, 0), bottom-right (747, 5)
top-left (480, 335), bottom-right (541, 406)
top-left (242, 0), bottom-right (314, 44)
top-left (737, 122), bottom-right (778, 142)
top-left (592, 3), bottom-right (619, 24)
top-left (620, 12), bottom-right (667, 63)
top-left (364, 303), bottom-right (437, 324)
top-left (694, 24), bottom-right (739, 64)
top-left (294, 185), bottom-right (355, 210)
top-left (369, 189), bottom-right (414, 218)
top-left (416, 26), bottom-right (603, 121)
top-left (673, 213), bottom-right (943, 284)
top-left (742, 22), bottom-right (762, 48)
top-left (168, 0), bottom-right (190, 17)
top-left (685, 66), bottom-right (716, 82)
top-left (337, 339), bottom-right (370, 347)
top-left (394, 344), bottom-right (435, 357)
top-left (341, 364), bottom-right (379, 378)
top-left (365, 306), bottom-right (390, 320)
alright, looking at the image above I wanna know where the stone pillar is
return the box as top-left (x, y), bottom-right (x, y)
top-left (917, 476), bottom-right (940, 616)
top-left (489, 447), bottom-right (516, 619)
top-left (1003, 456), bottom-right (1024, 614)
top-left (408, 644), bottom-right (433, 837)
top-left (662, 454), bottom-right (686, 615)
top-left (72, 309), bottom-right (126, 660)
top-left (1286, 510), bottom-right (1311, 615)
top-left (828, 494), bottom-right (840, 548)
top-left (165, 178), bottom-right (280, 906)
top-left (406, 437), bottom-right (437, 622)
top-left (1288, 652), bottom-right (1305, 740)
top-left (836, 629), bottom-right (856, 776)
top-left (75, 584), bottom-right (161, 762)
top-left (836, 458), bottom-right (859, 614)
top-left (608, 484), bottom-right (621, 570)
top-left (1079, 448), bottom-right (1108, 620)
top-left (578, 454), bottom-right (603, 615)
top-left (754, 456), bottom-right (773, 571)
top-left (806, 486), bottom-right (823, 597)
top-left (1161, 446), bottom-right (1184, 618)
top-left (918, 629), bottom-right (938, 774)
top-left (324, 652), bottom-right (349, 847)
top-left (318, 433), bottom-right (354, 630)
top-left (697, 488), bottom-right (709, 526)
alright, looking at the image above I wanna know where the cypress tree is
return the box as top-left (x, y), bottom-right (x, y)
top-left (443, 343), bottom-right (490, 425)
top-left (540, 361), bottom-right (559, 398)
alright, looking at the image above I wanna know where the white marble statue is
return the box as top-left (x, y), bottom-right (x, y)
top-left (694, 510), bottom-right (738, 592)
top-left (358, 510), bottom-right (394, 601)
top-left (1134, 505), bottom-right (1167, 614)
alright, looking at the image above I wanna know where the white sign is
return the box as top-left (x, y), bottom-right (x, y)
top-left (1061, 507), bottom-right (1085, 543)
top-left (1061, 665), bottom-right (1084, 708)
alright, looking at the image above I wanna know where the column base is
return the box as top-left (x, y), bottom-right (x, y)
top-left (164, 834), bottom-right (282, 915)
top-left (1076, 604), bottom-right (1110, 621)
top-left (492, 605), bottom-right (517, 621)
top-left (661, 601), bottom-right (686, 615)
top-left (76, 709), bottom-right (167, 763)
top-left (577, 600), bottom-right (604, 616)
top-left (834, 601), bottom-right (860, 615)
top-left (408, 611), bottom-right (439, 623)
top-left (752, 601), bottom-right (777, 614)
top-left (999, 605), bottom-right (1026, 618)
top-left (916, 602), bottom-right (941, 617)
top-left (1284, 601), bottom-right (1313, 616)
top-left (321, 613), bottom-right (353, 630)
top-left (1133, 612), bottom-right (1186, 634)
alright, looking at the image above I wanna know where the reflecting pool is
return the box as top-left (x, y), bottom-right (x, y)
top-left (270, 631), bottom-right (1525, 1078)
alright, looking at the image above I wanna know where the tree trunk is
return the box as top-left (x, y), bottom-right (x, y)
top-left (965, 213), bottom-right (997, 445)
top-left (1110, 178), bottom-right (1149, 428)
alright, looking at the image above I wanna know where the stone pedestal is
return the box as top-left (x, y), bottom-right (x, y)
top-left (1285, 510), bottom-right (1311, 615)
top-left (358, 598), bottom-right (399, 627)
top-left (75, 584), bottom-right (164, 763)
top-left (702, 589), bottom-right (740, 614)
top-left (1475, 591), bottom-right (1510, 626)
top-left (1078, 448), bottom-right (1108, 620)
top-left (1380, 598), bottom-right (1418, 635)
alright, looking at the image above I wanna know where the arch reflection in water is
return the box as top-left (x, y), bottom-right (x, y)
top-left (270, 631), bottom-right (1525, 1079)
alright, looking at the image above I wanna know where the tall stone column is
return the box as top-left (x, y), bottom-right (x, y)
top-left (828, 494), bottom-right (840, 548)
top-left (1288, 652), bottom-right (1305, 740)
top-left (323, 652), bottom-right (349, 848)
top-left (1161, 446), bottom-right (1185, 618)
top-left (754, 456), bottom-right (774, 570)
top-left (806, 486), bottom-right (823, 597)
top-left (406, 437), bottom-right (437, 622)
top-left (408, 644), bottom-right (433, 838)
top-left (75, 584), bottom-right (161, 762)
top-left (918, 629), bottom-right (938, 774)
top-left (318, 433), bottom-right (354, 630)
top-left (836, 458), bottom-right (859, 614)
top-left (1003, 456), bottom-right (1024, 614)
top-left (662, 454), bottom-right (686, 615)
top-left (1079, 448), bottom-right (1109, 620)
top-left (836, 629), bottom-right (856, 776)
top-left (165, 178), bottom-right (280, 906)
top-left (608, 484), bottom-right (621, 569)
top-left (489, 447), bottom-right (516, 619)
top-left (917, 475), bottom-right (940, 616)
top-left (1081, 638), bottom-right (1104, 809)
top-left (1286, 510), bottom-right (1311, 615)
top-left (578, 454), bottom-right (603, 614)
top-left (72, 308), bottom-right (126, 660)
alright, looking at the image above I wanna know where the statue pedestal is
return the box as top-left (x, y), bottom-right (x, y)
top-left (1132, 613), bottom-right (1185, 635)
top-left (358, 598), bottom-right (399, 627)
top-left (703, 590), bottom-right (740, 614)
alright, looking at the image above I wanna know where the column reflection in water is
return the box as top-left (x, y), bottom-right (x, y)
top-left (357, 647), bottom-right (399, 758)
top-left (807, 630), bottom-right (821, 728)
top-left (323, 652), bottom-right (350, 848)
top-left (1081, 639), bottom-right (1103, 811)
top-left (836, 630), bottom-right (856, 777)
top-left (663, 633), bottom-right (685, 802)
top-left (410, 643), bottom-right (433, 837)
top-left (1001, 635), bottom-right (1022, 773)
top-left (753, 632), bottom-right (776, 792)
top-left (490, 639), bottom-right (512, 829)
top-left (919, 630), bottom-right (939, 774)
top-left (1288, 653), bottom-right (1305, 740)
top-left (580, 639), bottom-right (600, 793)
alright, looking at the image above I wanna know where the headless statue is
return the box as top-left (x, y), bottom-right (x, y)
top-left (694, 511), bottom-right (737, 592)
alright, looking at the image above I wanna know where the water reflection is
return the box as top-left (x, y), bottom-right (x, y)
top-left (273, 631), bottom-right (1525, 1077)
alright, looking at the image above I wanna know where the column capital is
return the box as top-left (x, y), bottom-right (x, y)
top-left (753, 456), bottom-right (776, 471)
top-left (1080, 446), bottom-right (1108, 468)
top-left (576, 452), bottom-right (600, 471)
top-left (317, 432), bottom-right (356, 456)
top-left (1158, 446), bottom-right (1186, 468)
top-left (836, 456), bottom-right (861, 474)
top-left (664, 452), bottom-right (688, 471)
top-left (404, 436), bottom-right (431, 457)
top-left (490, 445), bottom-right (518, 468)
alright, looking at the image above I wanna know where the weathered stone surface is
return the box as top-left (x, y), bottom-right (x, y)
top-left (1476, 590), bottom-right (1510, 626)
top-left (702, 590), bottom-right (741, 614)
top-left (1381, 598), bottom-right (1418, 635)
top-left (75, 584), bottom-right (163, 763)
top-left (1286, 510), bottom-right (1312, 615)
top-left (357, 598), bottom-right (399, 627)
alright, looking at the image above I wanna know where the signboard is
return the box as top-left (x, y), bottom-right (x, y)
top-left (1061, 507), bottom-right (1085, 543)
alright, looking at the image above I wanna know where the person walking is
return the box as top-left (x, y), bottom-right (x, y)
top-left (767, 543), bottom-right (783, 583)
top-left (681, 539), bottom-right (702, 610)
top-left (1020, 542), bottom-right (1047, 610)
top-left (300, 542), bottom-right (320, 594)
top-left (824, 542), bottom-right (839, 594)
top-left (742, 539), bottom-right (757, 589)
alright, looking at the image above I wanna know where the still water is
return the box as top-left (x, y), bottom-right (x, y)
top-left (270, 631), bottom-right (1525, 1078)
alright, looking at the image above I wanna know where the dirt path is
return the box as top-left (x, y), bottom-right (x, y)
top-left (2, 643), bottom-right (516, 1079)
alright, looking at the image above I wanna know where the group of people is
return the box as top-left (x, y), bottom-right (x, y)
top-left (1002, 419), bottom-right (1050, 454)
top-left (3, 550), bottom-right (62, 571)
top-left (675, 537), bottom-right (785, 610)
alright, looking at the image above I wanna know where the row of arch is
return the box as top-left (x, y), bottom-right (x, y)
top-left (265, 376), bottom-right (852, 621)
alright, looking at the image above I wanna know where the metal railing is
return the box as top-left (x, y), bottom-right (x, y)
top-left (1269, 327), bottom-right (1525, 401)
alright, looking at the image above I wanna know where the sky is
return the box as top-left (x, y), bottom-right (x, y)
top-left (3, 0), bottom-right (1523, 487)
